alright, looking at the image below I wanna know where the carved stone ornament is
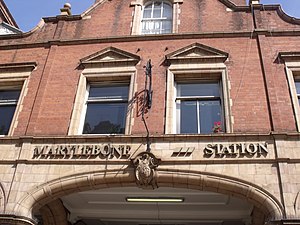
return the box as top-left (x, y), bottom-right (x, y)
top-left (0, 182), bottom-right (5, 212)
top-left (132, 152), bottom-right (160, 189)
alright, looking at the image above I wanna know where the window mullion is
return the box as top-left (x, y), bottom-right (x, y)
top-left (87, 98), bottom-right (128, 103)
top-left (161, 1), bottom-right (163, 19)
top-left (0, 101), bottom-right (18, 106)
top-left (197, 100), bottom-right (200, 134)
top-left (177, 96), bottom-right (219, 100)
top-left (151, 2), bottom-right (154, 19)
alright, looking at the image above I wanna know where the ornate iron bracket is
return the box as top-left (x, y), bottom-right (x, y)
top-left (142, 59), bottom-right (153, 152)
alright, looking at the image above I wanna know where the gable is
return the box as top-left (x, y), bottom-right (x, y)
top-left (80, 47), bottom-right (140, 67)
top-left (0, 22), bottom-right (21, 35)
top-left (0, 0), bottom-right (18, 27)
top-left (165, 43), bottom-right (228, 63)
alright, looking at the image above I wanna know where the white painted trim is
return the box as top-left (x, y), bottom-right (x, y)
top-left (68, 68), bottom-right (137, 135)
top-left (285, 64), bottom-right (300, 131)
top-left (78, 82), bottom-right (90, 135)
top-left (166, 64), bottom-right (232, 134)
top-left (131, 0), bottom-right (183, 35)
top-left (0, 65), bottom-right (35, 136)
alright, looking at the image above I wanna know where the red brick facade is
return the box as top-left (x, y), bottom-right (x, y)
top-left (0, 0), bottom-right (299, 135)
top-left (1, 1), bottom-right (300, 224)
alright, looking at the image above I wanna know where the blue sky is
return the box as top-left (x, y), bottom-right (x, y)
top-left (4, 0), bottom-right (300, 32)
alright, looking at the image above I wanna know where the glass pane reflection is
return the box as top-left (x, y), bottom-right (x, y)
top-left (89, 86), bottom-right (128, 99)
top-left (199, 100), bottom-right (221, 134)
top-left (0, 90), bottom-right (20, 101)
top-left (178, 83), bottom-right (220, 97)
top-left (83, 103), bottom-right (127, 134)
top-left (0, 106), bottom-right (16, 135)
top-left (295, 81), bottom-right (300, 95)
top-left (180, 101), bottom-right (197, 133)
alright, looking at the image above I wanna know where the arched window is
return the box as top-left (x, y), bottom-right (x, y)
top-left (141, 1), bottom-right (173, 34)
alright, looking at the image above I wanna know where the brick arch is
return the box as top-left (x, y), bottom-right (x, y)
top-left (15, 168), bottom-right (284, 222)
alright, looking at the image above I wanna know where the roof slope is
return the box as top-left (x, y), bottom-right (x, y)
top-left (0, 0), bottom-right (18, 28)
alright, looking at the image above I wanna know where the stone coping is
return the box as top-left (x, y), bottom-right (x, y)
top-left (0, 132), bottom-right (299, 142)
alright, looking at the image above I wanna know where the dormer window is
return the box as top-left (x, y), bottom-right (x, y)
top-left (141, 1), bottom-right (172, 34)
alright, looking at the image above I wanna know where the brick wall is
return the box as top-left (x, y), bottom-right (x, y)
top-left (0, 0), bottom-right (300, 136)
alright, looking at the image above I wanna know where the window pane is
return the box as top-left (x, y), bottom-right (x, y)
top-left (295, 81), bottom-right (300, 95)
top-left (142, 21), bottom-right (152, 33)
top-left (162, 3), bottom-right (172, 18)
top-left (141, 1), bottom-right (172, 34)
top-left (83, 103), bottom-right (127, 134)
top-left (153, 8), bottom-right (161, 18)
top-left (143, 8), bottom-right (152, 18)
top-left (153, 21), bottom-right (161, 32)
top-left (179, 101), bottom-right (198, 133)
top-left (0, 105), bottom-right (16, 135)
top-left (0, 90), bottom-right (20, 101)
top-left (161, 20), bottom-right (172, 33)
top-left (199, 100), bottom-right (222, 134)
top-left (153, 1), bottom-right (162, 9)
top-left (89, 86), bottom-right (128, 99)
top-left (178, 83), bottom-right (220, 97)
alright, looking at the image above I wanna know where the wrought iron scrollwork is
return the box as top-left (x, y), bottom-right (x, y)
top-left (142, 59), bottom-right (153, 152)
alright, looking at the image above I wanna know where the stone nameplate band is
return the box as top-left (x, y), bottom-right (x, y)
top-left (32, 142), bottom-right (268, 159)
top-left (33, 144), bottom-right (132, 159)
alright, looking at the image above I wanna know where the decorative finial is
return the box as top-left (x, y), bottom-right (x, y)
top-left (249, 0), bottom-right (260, 5)
top-left (60, 3), bottom-right (72, 16)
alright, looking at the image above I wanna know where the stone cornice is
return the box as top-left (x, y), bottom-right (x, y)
top-left (252, 4), bottom-right (300, 25)
top-left (1, 132), bottom-right (300, 143)
top-left (220, 0), bottom-right (300, 26)
top-left (1, 30), bottom-right (300, 50)
top-left (2, 28), bottom-right (300, 48)
top-left (165, 42), bottom-right (228, 64)
top-left (42, 15), bottom-right (82, 23)
top-left (278, 52), bottom-right (300, 62)
top-left (80, 46), bottom-right (140, 67)
top-left (218, 0), bottom-right (249, 12)
top-left (0, 62), bottom-right (37, 71)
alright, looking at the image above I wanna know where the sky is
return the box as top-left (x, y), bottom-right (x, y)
top-left (4, 0), bottom-right (300, 32)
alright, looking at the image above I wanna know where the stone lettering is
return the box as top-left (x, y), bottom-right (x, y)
top-left (204, 142), bottom-right (268, 157)
top-left (32, 144), bottom-right (132, 159)
top-left (123, 145), bottom-right (131, 158)
top-left (204, 144), bottom-right (214, 155)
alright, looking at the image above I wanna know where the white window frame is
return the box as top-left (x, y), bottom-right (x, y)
top-left (69, 67), bottom-right (136, 136)
top-left (141, 1), bottom-right (173, 34)
top-left (0, 62), bottom-right (36, 136)
top-left (69, 47), bottom-right (139, 136)
top-left (279, 52), bottom-right (300, 132)
top-left (285, 63), bottom-right (300, 131)
top-left (0, 87), bottom-right (21, 135)
top-left (166, 65), bottom-right (232, 134)
top-left (175, 80), bottom-right (224, 134)
top-left (295, 80), bottom-right (300, 104)
top-left (130, 0), bottom-right (183, 35)
top-left (79, 82), bottom-right (130, 135)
